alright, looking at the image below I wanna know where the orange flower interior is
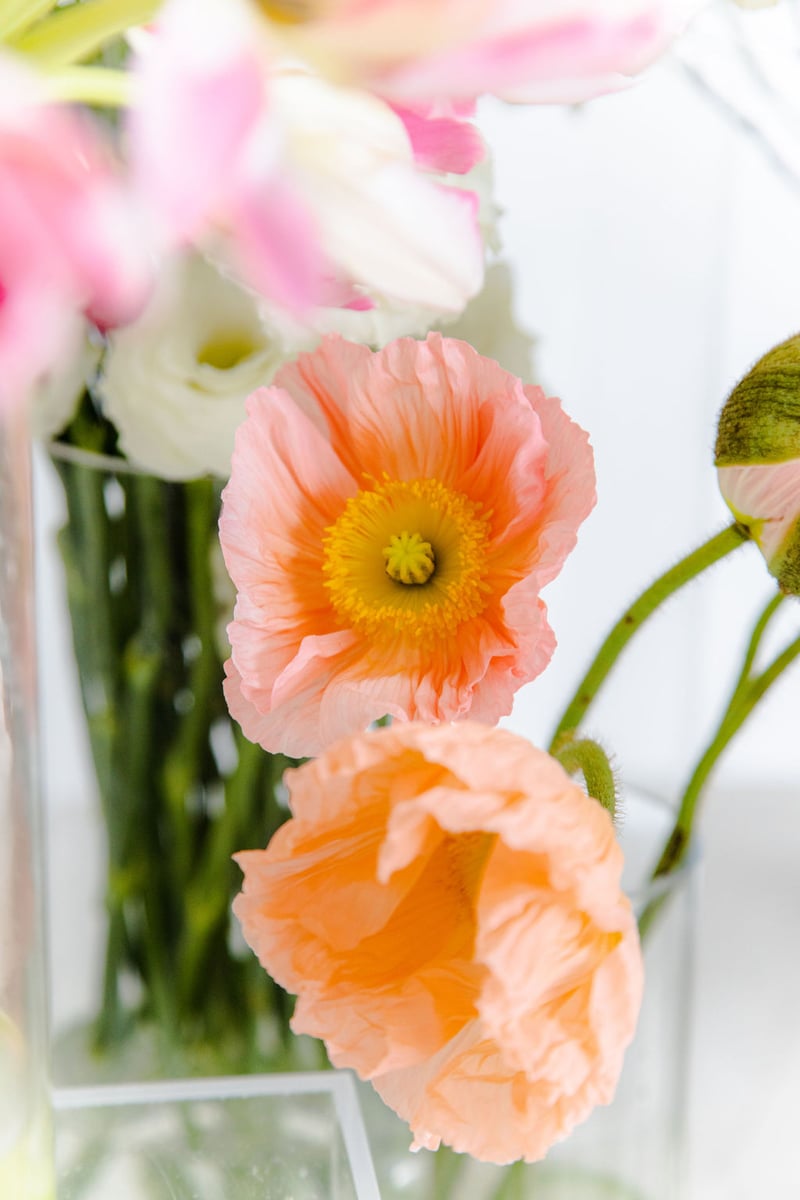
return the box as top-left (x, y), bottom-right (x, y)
top-left (322, 476), bottom-right (493, 641)
top-left (332, 826), bottom-right (496, 1043)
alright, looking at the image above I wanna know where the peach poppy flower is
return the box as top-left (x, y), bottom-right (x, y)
top-left (220, 333), bottom-right (595, 757)
top-left (233, 721), bottom-right (644, 1163)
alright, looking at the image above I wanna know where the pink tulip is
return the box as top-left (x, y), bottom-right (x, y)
top-left (0, 59), bottom-right (150, 411)
top-left (129, 0), bottom-right (484, 320)
top-left (262, 0), bottom-right (703, 104)
top-left (391, 101), bottom-right (485, 174)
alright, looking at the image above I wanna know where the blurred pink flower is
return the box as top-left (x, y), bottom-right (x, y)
top-left (219, 333), bottom-right (595, 757)
top-left (130, 0), bottom-right (484, 318)
top-left (234, 720), bottom-right (644, 1163)
top-left (391, 100), bottom-right (485, 174)
top-left (259, 0), bottom-right (703, 104)
top-left (0, 59), bottom-right (150, 410)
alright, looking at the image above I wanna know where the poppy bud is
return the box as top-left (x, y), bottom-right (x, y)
top-left (716, 335), bottom-right (800, 595)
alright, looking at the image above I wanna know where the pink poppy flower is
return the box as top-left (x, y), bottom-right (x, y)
top-left (0, 59), bottom-right (150, 410)
top-left (219, 333), bottom-right (595, 757)
top-left (257, 0), bottom-right (703, 104)
top-left (233, 720), bottom-right (644, 1163)
top-left (129, 0), bottom-right (484, 319)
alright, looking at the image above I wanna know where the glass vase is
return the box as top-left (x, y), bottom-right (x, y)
top-left (54, 1072), bottom-right (382, 1200)
top-left (41, 404), bottom-right (695, 1199)
top-left (0, 407), bottom-right (55, 1199)
top-left (43, 401), bottom-right (309, 1083)
top-left (359, 786), bottom-right (695, 1200)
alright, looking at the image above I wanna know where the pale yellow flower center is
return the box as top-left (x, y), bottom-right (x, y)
top-left (197, 333), bottom-right (259, 370)
top-left (382, 531), bottom-right (435, 586)
top-left (323, 476), bottom-right (492, 642)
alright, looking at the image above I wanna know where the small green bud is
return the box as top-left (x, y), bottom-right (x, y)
top-left (716, 334), bottom-right (800, 466)
top-left (716, 335), bottom-right (800, 595)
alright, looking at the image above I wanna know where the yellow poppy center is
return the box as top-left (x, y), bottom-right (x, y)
top-left (322, 476), bottom-right (492, 642)
top-left (382, 531), bottom-right (435, 586)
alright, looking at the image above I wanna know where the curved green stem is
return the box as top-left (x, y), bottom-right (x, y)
top-left (9, 0), bottom-right (160, 66)
top-left (737, 590), bottom-right (785, 680)
top-left (0, 0), bottom-right (56, 41)
top-left (653, 597), bottom-right (799, 880)
top-left (42, 65), bottom-right (132, 107)
top-left (549, 523), bottom-right (749, 749)
top-left (552, 734), bottom-right (617, 819)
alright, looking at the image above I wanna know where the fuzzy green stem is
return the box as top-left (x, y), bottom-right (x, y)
top-left (488, 1161), bottom-right (527, 1200)
top-left (549, 523), bottom-right (749, 749)
top-left (552, 734), bottom-right (617, 818)
top-left (653, 599), bottom-right (799, 881)
top-left (637, 594), bottom-right (797, 939)
top-left (432, 1146), bottom-right (468, 1196)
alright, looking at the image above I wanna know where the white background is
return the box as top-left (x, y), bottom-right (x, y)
top-left (37, 4), bottom-right (800, 1197)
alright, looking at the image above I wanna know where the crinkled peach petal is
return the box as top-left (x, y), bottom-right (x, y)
top-left (398, 721), bottom-right (566, 801)
top-left (352, 336), bottom-right (552, 510)
top-left (372, 1020), bottom-right (572, 1164)
top-left (226, 641), bottom-right (399, 760)
top-left (458, 590), bottom-right (556, 726)
top-left (272, 333), bottom-right (378, 474)
top-left (220, 336), bottom-right (594, 755)
top-left (226, 595), bottom-right (304, 708)
top-left (236, 771), bottom-right (483, 1074)
top-left (233, 722), bottom-right (643, 1163)
top-left (523, 386), bottom-right (597, 587)
top-left (220, 387), bottom-right (355, 594)
top-left (326, 600), bottom-right (551, 729)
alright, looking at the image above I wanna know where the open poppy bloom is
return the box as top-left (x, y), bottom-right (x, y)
top-left (220, 333), bottom-right (595, 757)
top-left (233, 721), bottom-right (644, 1163)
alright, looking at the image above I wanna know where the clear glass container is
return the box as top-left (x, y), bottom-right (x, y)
top-left (0, 408), bottom-right (55, 1200)
top-left (54, 1071), bottom-right (381, 1200)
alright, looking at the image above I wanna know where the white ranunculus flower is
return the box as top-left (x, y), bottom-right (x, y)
top-left (31, 320), bottom-right (100, 440)
top-left (97, 254), bottom-right (312, 481)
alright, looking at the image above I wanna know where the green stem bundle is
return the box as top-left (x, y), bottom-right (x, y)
top-left (50, 403), bottom-right (300, 1073)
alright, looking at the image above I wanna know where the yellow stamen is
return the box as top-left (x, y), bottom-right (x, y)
top-left (323, 476), bottom-right (492, 643)
top-left (383, 531), bottom-right (435, 586)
